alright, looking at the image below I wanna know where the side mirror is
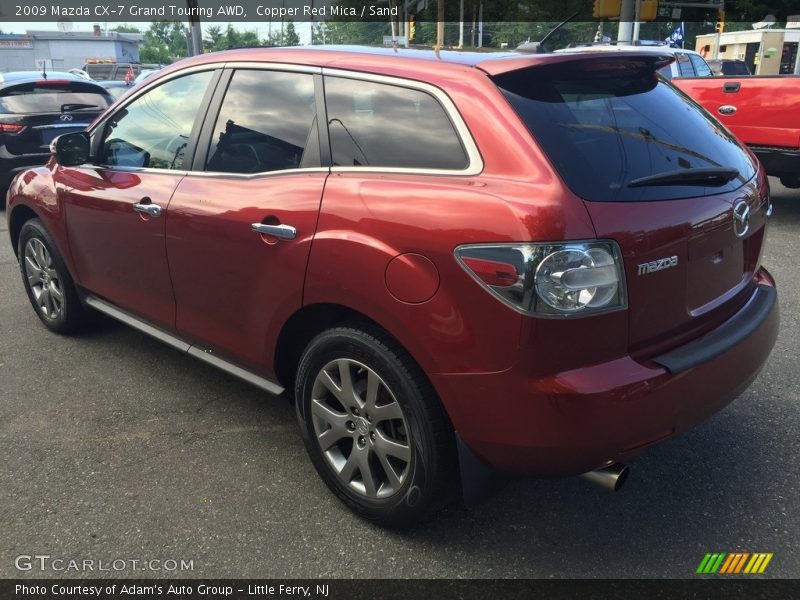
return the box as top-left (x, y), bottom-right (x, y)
top-left (52, 131), bottom-right (90, 167)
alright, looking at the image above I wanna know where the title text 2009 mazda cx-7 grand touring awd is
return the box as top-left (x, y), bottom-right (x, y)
top-left (6, 47), bottom-right (778, 526)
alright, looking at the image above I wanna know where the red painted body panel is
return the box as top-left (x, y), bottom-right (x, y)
top-left (165, 172), bottom-right (326, 375)
top-left (6, 47), bottom-right (780, 478)
top-left (673, 76), bottom-right (800, 150)
top-left (433, 269), bottom-right (778, 474)
top-left (60, 166), bottom-right (181, 330)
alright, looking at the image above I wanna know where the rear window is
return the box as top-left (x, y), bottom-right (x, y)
top-left (0, 81), bottom-right (110, 114)
top-left (324, 76), bottom-right (468, 171)
top-left (494, 59), bottom-right (757, 202)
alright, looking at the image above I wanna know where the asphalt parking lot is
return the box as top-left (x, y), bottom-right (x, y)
top-left (1, 180), bottom-right (798, 579)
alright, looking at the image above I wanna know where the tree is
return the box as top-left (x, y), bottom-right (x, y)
top-left (112, 25), bottom-right (142, 33)
top-left (283, 21), bottom-right (300, 46)
top-left (138, 21), bottom-right (188, 63)
top-left (204, 25), bottom-right (224, 52)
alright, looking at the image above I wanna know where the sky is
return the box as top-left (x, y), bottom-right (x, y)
top-left (1, 21), bottom-right (315, 44)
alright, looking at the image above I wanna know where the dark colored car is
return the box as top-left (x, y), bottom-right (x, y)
top-left (0, 72), bottom-right (112, 202)
top-left (707, 59), bottom-right (752, 76)
top-left (6, 47), bottom-right (778, 526)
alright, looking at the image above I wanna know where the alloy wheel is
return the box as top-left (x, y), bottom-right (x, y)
top-left (310, 358), bottom-right (412, 499)
top-left (23, 238), bottom-right (64, 320)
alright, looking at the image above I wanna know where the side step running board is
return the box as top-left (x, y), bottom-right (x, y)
top-left (84, 296), bottom-right (285, 396)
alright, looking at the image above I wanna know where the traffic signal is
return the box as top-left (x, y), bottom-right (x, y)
top-left (715, 10), bottom-right (725, 33)
top-left (409, 15), bottom-right (416, 41)
top-left (592, 0), bottom-right (621, 19)
top-left (640, 0), bottom-right (658, 21)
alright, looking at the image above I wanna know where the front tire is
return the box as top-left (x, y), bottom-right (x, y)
top-left (18, 218), bottom-right (89, 334)
top-left (295, 326), bottom-right (456, 527)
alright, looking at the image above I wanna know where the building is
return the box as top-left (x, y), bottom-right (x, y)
top-left (0, 27), bottom-right (143, 73)
top-left (696, 27), bottom-right (800, 75)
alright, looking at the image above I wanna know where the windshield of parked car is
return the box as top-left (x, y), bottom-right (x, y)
top-left (493, 58), bottom-right (757, 202)
top-left (0, 81), bottom-right (111, 114)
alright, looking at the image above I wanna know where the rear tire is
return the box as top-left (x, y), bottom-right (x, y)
top-left (18, 218), bottom-right (90, 334)
top-left (295, 326), bottom-right (456, 527)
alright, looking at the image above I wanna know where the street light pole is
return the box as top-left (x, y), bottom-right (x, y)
top-left (437, 0), bottom-right (445, 49)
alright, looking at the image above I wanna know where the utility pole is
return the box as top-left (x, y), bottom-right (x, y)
top-left (437, 0), bottom-right (445, 49)
top-left (617, 0), bottom-right (635, 43)
top-left (458, 0), bottom-right (464, 48)
top-left (478, 2), bottom-right (483, 48)
top-left (186, 0), bottom-right (202, 55)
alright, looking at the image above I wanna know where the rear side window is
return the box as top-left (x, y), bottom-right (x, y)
top-left (494, 59), bottom-right (757, 202)
top-left (0, 81), bottom-right (110, 114)
top-left (689, 54), bottom-right (713, 77)
top-left (676, 54), bottom-right (696, 76)
top-left (206, 70), bottom-right (318, 174)
top-left (324, 76), bottom-right (468, 170)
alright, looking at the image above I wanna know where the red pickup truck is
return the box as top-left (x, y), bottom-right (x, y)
top-left (673, 76), bottom-right (800, 188)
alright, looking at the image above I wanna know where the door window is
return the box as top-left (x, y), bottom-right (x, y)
top-left (689, 54), bottom-right (713, 77)
top-left (99, 71), bottom-right (214, 170)
top-left (205, 70), bottom-right (318, 174)
top-left (324, 76), bottom-right (468, 170)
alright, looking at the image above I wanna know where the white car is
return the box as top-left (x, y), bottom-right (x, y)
top-left (555, 43), bottom-right (714, 79)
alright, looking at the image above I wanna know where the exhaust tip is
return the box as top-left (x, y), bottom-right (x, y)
top-left (579, 462), bottom-right (629, 492)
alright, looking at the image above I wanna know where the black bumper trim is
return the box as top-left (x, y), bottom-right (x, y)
top-left (653, 285), bottom-right (777, 374)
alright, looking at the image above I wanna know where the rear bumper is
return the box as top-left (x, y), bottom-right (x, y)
top-left (433, 269), bottom-right (779, 475)
top-left (749, 146), bottom-right (800, 179)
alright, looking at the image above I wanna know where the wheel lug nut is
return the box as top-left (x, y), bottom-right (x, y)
top-left (353, 408), bottom-right (359, 416)
top-left (370, 432), bottom-right (376, 441)
top-left (346, 421), bottom-right (355, 431)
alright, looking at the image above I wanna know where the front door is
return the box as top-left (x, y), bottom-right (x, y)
top-left (60, 70), bottom-right (218, 330)
top-left (166, 68), bottom-right (327, 374)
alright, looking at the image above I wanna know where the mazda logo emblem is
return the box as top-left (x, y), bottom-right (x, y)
top-left (59, 114), bottom-right (73, 122)
top-left (732, 200), bottom-right (750, 238)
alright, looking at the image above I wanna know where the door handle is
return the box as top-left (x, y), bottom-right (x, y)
top-left (251, 223), bottom-right (296, 240)
top-left (133, 202), bottom-right (162, 217)
top-left (723, 82), bottom-right (740, 93)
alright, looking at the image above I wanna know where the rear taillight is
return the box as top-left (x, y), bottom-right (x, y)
top-left (455, 241), bottom-right (627, 317)
top-left (0, 123), bottom-right (24, 134)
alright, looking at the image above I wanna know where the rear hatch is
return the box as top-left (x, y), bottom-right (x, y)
top-left (0, 79), bottom-right (111, 156)
top-left (492, 54), bottom-right (769, 356)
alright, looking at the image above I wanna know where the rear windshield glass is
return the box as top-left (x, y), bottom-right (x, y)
top-left (0, 81), bottom-right (110, 114)
top-left (494, 59), bottom-right (757, 202)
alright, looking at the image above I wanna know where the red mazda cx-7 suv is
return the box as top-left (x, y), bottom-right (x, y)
top-left (6, 47), bottom-right (778, 526)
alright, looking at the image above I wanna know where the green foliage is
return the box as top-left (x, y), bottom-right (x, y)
top-left (111, 25), bottom-right (142, 33)
top-left (139, 21), bottom-right (187, 63)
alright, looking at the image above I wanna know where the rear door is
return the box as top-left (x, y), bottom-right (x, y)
top-left (60, 69), bottom-right (219, 330)
top-left (493, 55), bottom-right (769, 356)
top-left (165, 66), bottom-right (327, 373)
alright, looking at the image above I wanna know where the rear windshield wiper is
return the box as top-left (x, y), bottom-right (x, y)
top-left (628, 167), bottom-right (740, 188)
top-left (61, 103), bottom-right (104, 112)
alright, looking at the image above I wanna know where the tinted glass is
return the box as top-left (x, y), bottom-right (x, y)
top-left (206, 70), bottom-right (317, 174)
top-left (494, 59), bottom-right (756, 202)
top-left (689, 54), bottom-right (713, 77)
top-left (676, 54), bottom-right (696, 76)
top-left (100, 71), bottom-right (213, 170)
top-left (0, 81), bottom-right (110, 114)
top-left (324, 76), bottom-right (468, 170)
